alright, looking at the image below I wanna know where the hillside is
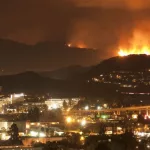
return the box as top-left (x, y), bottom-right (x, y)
top-left (84, 54), bottom-right (150, 78)
top-left (0, 71), bottom-right (116, 98)
top-left (39, 65), bottom-right (91, 80)
top-left (1, 55), bottom-right (150, 98)
top-left (0, 39), bottom-right (99, 74)
top-left (0, 71), bottom-right (53, 93)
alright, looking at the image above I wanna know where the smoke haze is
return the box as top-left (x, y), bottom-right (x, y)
top-left (0, 0), bottom-right (150, 63)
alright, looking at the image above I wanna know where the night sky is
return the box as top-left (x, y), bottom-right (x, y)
top-left (0, 0), bottom-right (150, 74)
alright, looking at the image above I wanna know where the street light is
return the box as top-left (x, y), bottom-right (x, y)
top-left (103, 104), bottom-right (107, 108)
top-left (132, 114), bottom-right (138, 119)
top-left (85, 106), bottom-right (89, 110)
top-left (81, 119), bottom-right (86, 126)
top-left (66, 117), bottom-right (72, 123)
top-left (97, 106), bottom-right (101, 110)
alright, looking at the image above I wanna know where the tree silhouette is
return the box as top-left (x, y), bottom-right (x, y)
top-left (63, 100), bottom-right (68, 110)
top-left (95, 143), bottom-right (110, 150)
top-left (69, 99), bottom-right (72, 107)
top-left (99, 124), bottom-right (106, 135)
top-left (28, 107), bottom-right (40, 122)
top-left (9, 123), bottom-right (19, 141)
top-left (9, 123), bottom-right (22, 145)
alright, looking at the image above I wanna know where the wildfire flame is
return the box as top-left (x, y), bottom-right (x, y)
top-left (118, 46), bottom-right (150, 56)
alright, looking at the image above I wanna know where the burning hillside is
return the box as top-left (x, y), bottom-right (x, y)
top-left (118, 29), bottom-right (150, 56)
top-left (118, 47), bottom-right (150, 56)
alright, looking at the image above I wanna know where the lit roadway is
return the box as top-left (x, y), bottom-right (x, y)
top-left (66, 105), bottom-right (150, 114)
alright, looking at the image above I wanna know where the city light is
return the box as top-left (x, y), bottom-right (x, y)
top-left (54, 131), bottom-right (64, 136)
top-left (67, 108), bottom-right (70, 112)
top-left (97, 106), bottom-right (101, 110)
top-left (66, 117), bottom-right (72, 123)
top-left (39, 132), bottom-right (46, 137)
top-left (147, 144), bottom-right (150, 149)
top-left (81, 119), bottom-right (86, 126)
top-left (144, 115), bottom-right (150, 119)
top-left (48, 104), bottom-right (58, 110)
top-left (103, 104), bottom-right (107, 108)
top-left (30, 131), bottom-right (38, 137)
top-left (13, 93), bottom-right (24, 98)
top-left (52, 104), bottom-right (58, 109)
top-left (26, 123), bottom-right (30, 129)
top-left (1, 133), bottom-right (6, 140)
top-left (80, 136), bottom-right (85, 141)
top-left (84, 106), bottom-right (89, 110)
top-left (132, 114), bottom-right (138, 119)
top-left (101, 115), bottom-right (107, 119)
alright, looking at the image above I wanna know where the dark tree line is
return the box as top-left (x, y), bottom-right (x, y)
top-left (28, 107), bottom-right (40, 122)
top-left (8, 123), bottom-right (22, 145)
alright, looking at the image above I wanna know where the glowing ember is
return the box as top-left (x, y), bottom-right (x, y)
top-left (118, 46), bottom-right (150, 56)
top-left (67, 42), bottom-right (86, 49)
top-left (77, 43), bottom-right (86, 49)
top-left (67, 43), bottom-right (72, 47)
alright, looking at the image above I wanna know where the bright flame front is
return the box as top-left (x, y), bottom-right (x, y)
top-left (118, 46), bottom-right (150, 56)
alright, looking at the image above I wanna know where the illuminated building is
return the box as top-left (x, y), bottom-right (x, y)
top-left (10, 93), bottom-right (24, 104)
top-left (45, 98), bottom-right (80, 109)
top-left (0, 93), bottom-right (25, 112)
top-left (0, 146), bottom-right (42, 150)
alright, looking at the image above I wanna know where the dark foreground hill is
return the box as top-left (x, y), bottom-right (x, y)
top-left (39, 65), bottom-right (91, 80)
top-left (0, 39), bottom-right (99, 74)
top-left (83, 54), bottom-right (150, 79)
top-left (0, 71), bottom-right (57, 93)
top-left (0, 71), bottom-right (116, 98)
top-left (1, 55), bottom-right (150, 99)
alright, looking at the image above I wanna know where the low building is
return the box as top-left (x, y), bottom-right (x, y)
top-left (22, 137), bottom-right (66, 146)
top-left (0, 121), bottom-right (26, 132)
top-left (0, 146), bottom-right (42, 150)
top-left (10, 93), bottom-right (25, 104)
top-left (45, 98), bottom-right (80, 109)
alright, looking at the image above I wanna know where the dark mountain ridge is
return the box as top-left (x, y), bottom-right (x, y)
top-left (83, 54), bottom-right (150, 79)
top-left (0, 54), bottom-right (150, 98)
top-left (0, 38), bottom-right (99, 74)
top-left (0, 71), bottom-right (61, 93)
top-left (39, 65), bottom-right (91, 80)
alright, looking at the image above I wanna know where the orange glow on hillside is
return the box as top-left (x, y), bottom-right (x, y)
top-left (67, 42), bottom-right (87, 49)
top-left (77, 43), bottom-right (86, 49)
top-left (118, 29), bottom-right (150, 57)
top-left (118, 46), bottom-right (150, 56)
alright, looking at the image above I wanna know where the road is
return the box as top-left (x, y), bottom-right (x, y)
top-left (66, 105), bottom-right (150, 114)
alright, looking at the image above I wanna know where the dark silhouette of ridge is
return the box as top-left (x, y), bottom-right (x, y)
top-left (83, 54), bottom-right (150, 79)
top-left (0, 54), bottom-right (150, 98)
top-left (39, 65), bottom-right (91, 80)
top-left (0, 38), bottom-right (99, 74)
